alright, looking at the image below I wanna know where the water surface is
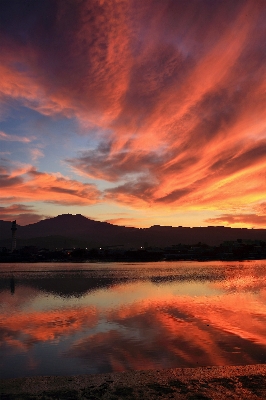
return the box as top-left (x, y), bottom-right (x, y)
top-left (1, 261), bottom-right (266, 378)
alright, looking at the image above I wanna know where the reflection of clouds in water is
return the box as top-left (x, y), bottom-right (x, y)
top-left (109, 292), bottom-right (266, 346)
top-left (0, 306), bottom-right (98, 351)
top-left (66, 303), bottom-right (264, 372)
top-left (1, 261), bottom-right (266, 376)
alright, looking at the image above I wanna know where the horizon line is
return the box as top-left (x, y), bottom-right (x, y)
top-left (0, 213), bottom-right (262, 230)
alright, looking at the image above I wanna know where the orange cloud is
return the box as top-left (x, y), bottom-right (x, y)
top-left (0, 164), bottom-right (101, 206)
top-left (206, 213), bottom-right (266, 228)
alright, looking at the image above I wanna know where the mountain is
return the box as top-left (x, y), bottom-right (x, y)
top-left (0, 214), bottom-right (139, 249)
top-left (1, 214), bottom-right (266, 249)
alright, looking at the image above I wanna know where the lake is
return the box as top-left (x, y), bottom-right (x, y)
top-left (1, 261), bottom-right (266, 379)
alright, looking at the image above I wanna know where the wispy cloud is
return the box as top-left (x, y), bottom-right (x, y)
top-left (30, 148), bottom-right (44, 162)
top-left (0, 131), bottom-right (31, 143)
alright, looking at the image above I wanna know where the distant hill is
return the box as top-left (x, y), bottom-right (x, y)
top-left (1, 214), bottom-right (266, 250)
top-left (0, 214), bottom-right (139, 249)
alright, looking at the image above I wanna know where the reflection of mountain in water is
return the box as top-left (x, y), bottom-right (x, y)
top-left (0, 275), bottom-right (129, 298)
top-left (0, 267), bottom-right (226, 297)
top-left (27, 276), bottom-right (129, 297)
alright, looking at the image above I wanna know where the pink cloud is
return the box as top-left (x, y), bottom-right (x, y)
top-left (30, 148), bottom-right (44, 162)
top-left (0, 131), bottom-right (31, 143)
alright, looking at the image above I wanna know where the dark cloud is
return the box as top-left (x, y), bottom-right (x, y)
top-left (117, 45), bottom-right (193, 129)
top-left (68, 143), bottom-right (166, 182)
top-left (156, 188), bottom-right (192, 204)
top-left (0, 204), bottom-right (47, 225)
top-left (161, 155), bottom-right (200, 175)
top-left (0, 204), bottom-right (33, 214)
top-left (105, 179), bottom-right (156, 203)
top-left (27, 168), bottom-right (43, 176)
top-left (209, 140), bottom-right (266, 178)
top-left (49, 187), bottom-right (80, 196)
top-left (0, 174), bottom-right (23, 187)
top-left (0, 0), bottom-right (58, 45)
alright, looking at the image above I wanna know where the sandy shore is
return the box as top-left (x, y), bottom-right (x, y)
top-left (1, 364), bottom-right (266, 399)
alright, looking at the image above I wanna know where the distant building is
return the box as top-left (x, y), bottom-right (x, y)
top-left (11, 220), bottom-right (17, 252)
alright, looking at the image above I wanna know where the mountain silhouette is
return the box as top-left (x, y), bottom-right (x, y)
top-left (1, 214), bottom-right (266, 249)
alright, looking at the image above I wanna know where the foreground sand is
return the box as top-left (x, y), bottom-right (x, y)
top-left (1, 364), bottom-right (266, 399)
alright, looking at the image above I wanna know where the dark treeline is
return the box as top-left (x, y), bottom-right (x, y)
top-left (1, 239), bottom-right (266, 262)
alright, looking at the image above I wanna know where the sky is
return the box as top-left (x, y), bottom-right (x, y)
top-left (1, 0), bottom-right (266, 228)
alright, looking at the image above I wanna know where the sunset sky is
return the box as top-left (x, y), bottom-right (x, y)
top-left (1, 0), bottom-right (266, 228)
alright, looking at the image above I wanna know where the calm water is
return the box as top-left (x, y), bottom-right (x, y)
top-left (1, 261), bottom-right (266, 378)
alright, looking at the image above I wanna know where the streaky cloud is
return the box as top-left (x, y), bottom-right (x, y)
top-left (0, 131), bottom-right (31, 143)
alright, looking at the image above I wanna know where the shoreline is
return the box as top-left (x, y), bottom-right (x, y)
top-left (1, 364), bottom-right (266, 399)
top-left (1, 257), bottom-right (266, 263)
